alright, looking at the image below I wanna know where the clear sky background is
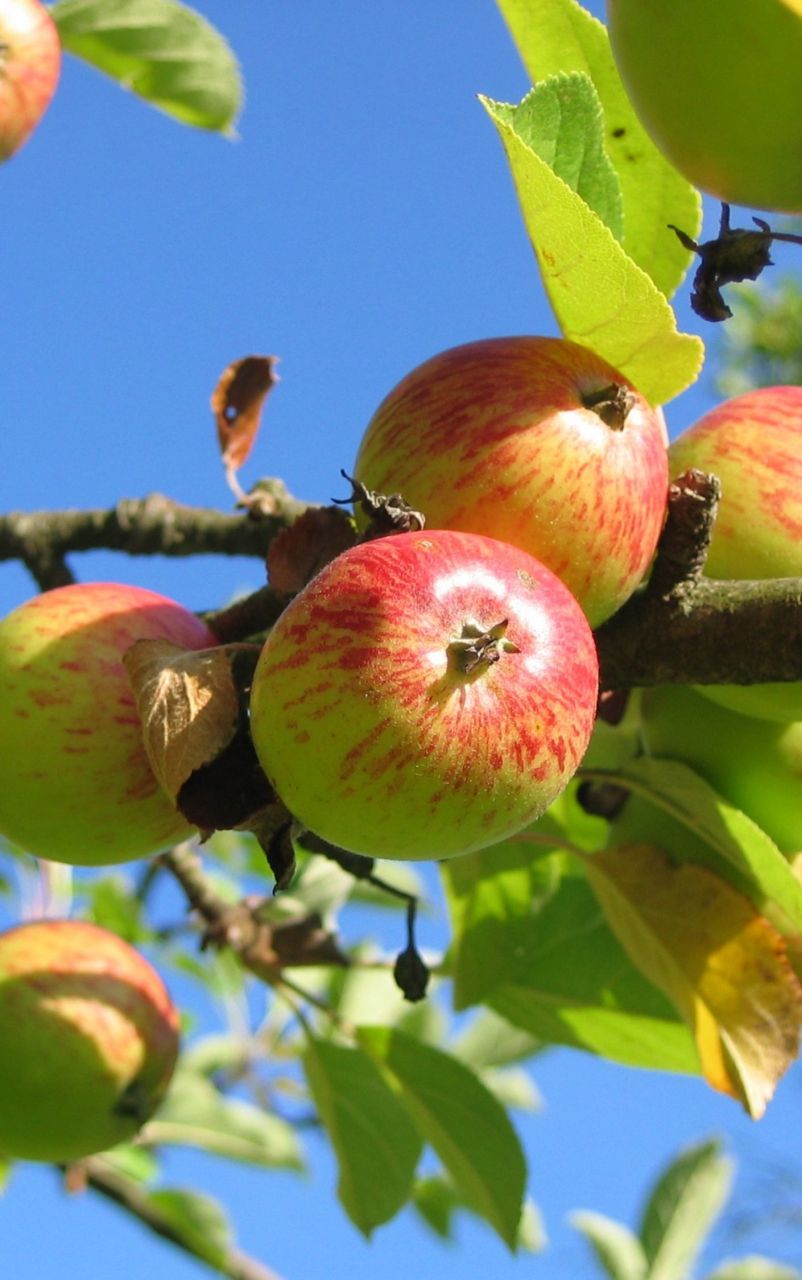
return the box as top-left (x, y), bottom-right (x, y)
top-left (3, 3), bottom-right (802, 1278)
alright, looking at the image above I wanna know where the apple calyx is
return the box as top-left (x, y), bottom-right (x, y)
top-left (114, 1076), bottom-right (155, 1122)
top-left (580, 383), bottom-right (636, 430)
top-left (335, 469), bottom-right (426, 536)
top-left (670, 201), bottom-right (802, 322)
top-left (446, 618), bottom-right (519, 676)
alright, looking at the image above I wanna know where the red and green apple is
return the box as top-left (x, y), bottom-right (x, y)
top-left (0, 0), bottom-right (61, 161)
top-left (607, 0), bottom-right (802, 213)
top-left (0, 582), bottom-right (217, 865)
top-left (0, 918), bottom-right (179, 1162)
top-left (249, 528), bottom-right (600, 861)
top-left (352, 336), bottom-right (668, 627)
top-left (669, 385), bottom-right (802, 721)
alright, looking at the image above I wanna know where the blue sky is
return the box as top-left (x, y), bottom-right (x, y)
top-left (3, 2), bottom-right (802, 1277)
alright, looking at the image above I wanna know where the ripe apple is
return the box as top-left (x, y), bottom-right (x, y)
top-left (669, 385), bottom-right (802, 721)
top-left (640, 683), bottom-right (802, 855)
top-left (606, 0), bottom-right (802, 212)
top-left (352, 337), bottom-right (668, 627)
top-left (0, 582), bottom-right (217, 865)
top-left (249, 528), bottom-right (599, 861)
top-left (0, 0), bottom-right (61, 162)
top-left (0, 918), bottom-right (179, 1162)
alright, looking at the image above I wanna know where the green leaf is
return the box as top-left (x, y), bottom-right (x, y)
top-left (51, 0), bottom-right (242, 134)
top-left (442, 835), bottom-right (563, 1007)
top-left (303, 1038), bottom-right (422, 1235)
top-left (359, 1025), bottom-right (526, 1250)
top-left (83, 874), bottom-right (148, 943)
top-left (0, 1156), bottom-right (11, 1194)
top-left (329, 962), bottom-right (446, 1044)
top-left (609, 758), bottom-right (802, 939)
top-left (413, 1177), bottom-right (544, 1252)
top-left (640, 1139), bottom-right (733, 1280)
top-left (491, 74), bottom-right (624, 237)
top-left (482, 91), bottom-right (703, 406)
top-left (412, 1174), bottom-right (460, 1240)
top-left (476, 1066), bottom-right (542, 1113)
top-left (518, 1199), bottom-right (548, 1254)
top-left (569, 1211), bottom-right (647, 1280)
top-left (145, 1188), bottom-right (233, 1268)
top-left (442, 839), bottom-right (698, 1074)
top-left (98, 1144), bottom-right (159, 1184)
top-left (448, 1008), bottom-right (542, 1070)
top-left (142, 1071), bottom-right (303, 1169)
top-left (494, 0), bottom-right (702, 297)
top-left (706, 1259), bottom-right (802, 1280)
top-left (179, 1032), bottom-right (254, 1078)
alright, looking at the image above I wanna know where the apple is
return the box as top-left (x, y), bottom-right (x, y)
top-left (606, 0), bottom-right (802, 213)
top-left (0, 918), bottom-right (179, 1162)
top-left (249, 528), bottom-right (599, 861)
top-left (0, 0), bottom-right (61, 162)
top-left (352, 336), bottom-right (668, 627)
top-left (0, 582), bottom-right (217, 865)
top-left (669, 385), bottom-right (802, 721)
top-left (640, 683), bottom-right (802, 855)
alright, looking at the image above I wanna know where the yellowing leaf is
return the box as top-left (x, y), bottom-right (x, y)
top-left (123, 638), bottom-right (239, 801)
top-left (584, 843), bottom-right (802, 1117)
top-left (483, 94), bottom-right (703, 405)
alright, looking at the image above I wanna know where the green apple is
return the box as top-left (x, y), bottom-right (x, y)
top-left (607, 0), bottom-right (802, 212)
top-left (0, 582), bottom-right (217, 865)
top-left (669, 385), bottom-right (802, 721)
top-left (0, 0), bottom-right (61, 161)
top-left (0, 918), bottom-right (179, 1162)
top-left (641, 683), bottom-right (802, 854)
top-left (249, 528), bottom-right (599, 861)
top-left (352, 336), bottom-right (668, 627)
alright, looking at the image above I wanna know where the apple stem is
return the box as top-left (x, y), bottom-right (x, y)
top-left (446, 618), bottom-right (519, 675)
top-left (580, 384), bottom-right (636, 430)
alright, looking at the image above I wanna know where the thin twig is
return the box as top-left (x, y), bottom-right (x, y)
top-left (69, 1157), bottom-right (284, 1280)
top-left (0, 484), bottom-right (309, 589)
top-left (158, 844), bottom-right (347, 986)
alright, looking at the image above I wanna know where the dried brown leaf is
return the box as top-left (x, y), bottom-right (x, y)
top-left (124, 638), bottom-right (240, 803)
top-left (211, 355), bottom-right (279, 472)
top-left (267, 505), bottom-right (356, 595)
top-left (177, 728), bottom-right (276, 836)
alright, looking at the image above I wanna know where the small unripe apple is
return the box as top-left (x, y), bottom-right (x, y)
top-left (0, 582), bottom-right (217, 865)
top-left (669, 385), bottom-right (802, 721)
top-left (249, 528), bottom-right (599, 861)
top-left (0, 919), bottom-right (179, 1162)
top-left (0, 0), bottom-right (61, 161)
top-left (606, 0), bottom-right (802, 212)
top-left (352, 337), bottom-right (668, 626)
top-left (641, 683), bottom-right (802, 855)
